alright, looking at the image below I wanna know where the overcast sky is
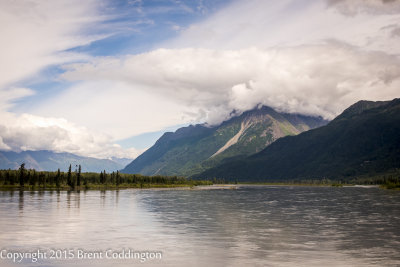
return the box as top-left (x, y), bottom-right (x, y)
top-left (1, 0), bottom-right (400, 159)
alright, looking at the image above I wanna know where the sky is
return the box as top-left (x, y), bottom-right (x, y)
top-left (1, 0), bottom-right (400, 160)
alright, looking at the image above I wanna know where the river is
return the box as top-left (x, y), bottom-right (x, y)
top-left (0, 185), bottom-right (399, 266)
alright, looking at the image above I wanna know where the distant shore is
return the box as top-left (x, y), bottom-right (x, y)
top-left (1, 183), bottom-right (393, 192)
top-left (0, 183), bottom-right (203, 191)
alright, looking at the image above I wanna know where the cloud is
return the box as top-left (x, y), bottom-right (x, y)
top-left (391, 27), bottom-right (400, 37)
top-left (327, 0), bottom-right (400, 15)
top-left (0, 87), bottom-right (142, 159)
top-left (163, 0), bottom-right (400, 55)
top-left (0, 0), bottom-right (106, 90)
top-left (58, 43), bottom-right (400, 126)
top-left (0, 110), bottom-right (143, 159)
top-left (0, 137), bottom-right (11, 151)
top-left (2, 0), bottom-right (400, 159)
top-left (0, 0), bottom-right (142, 159)
top-left (0, 87), bottom-right (36, 111)
top-left (28, 80), bottom-right (192, 140)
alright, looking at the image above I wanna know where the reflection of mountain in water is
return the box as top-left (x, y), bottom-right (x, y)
top-left (1, 187), bottom-right (399, 266)
top-left (137, 186), bottom-right (400, 266)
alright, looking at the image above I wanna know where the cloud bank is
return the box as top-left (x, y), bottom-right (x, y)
top-left (60, 43), bottom-right (400, 125)
top-left (45, 0), bottom-right (400, 132)
top-left (29, 81), bottom-right (190, 140)
top-left (0, 0), bottom-right (142, 159)
top-left (0, 0), bottom-right (105, 90)
top-left (328, 0), bottom-right (400, 15)
top-left (164, 0), bottom-right (400, 54)
top-left (0, 88), bottom-right (142, 158)
top-left (0, 112), bottom-right (142, 159)
top-left (1, 0), bottom-right (400, 159)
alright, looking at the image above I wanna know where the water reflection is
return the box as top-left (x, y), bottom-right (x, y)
top-left (18, 190), bottom-right (23, 213)
top-left (0, 187), bottom-right (399, 267)
top-left (135, 186), bottom-right (400, 266)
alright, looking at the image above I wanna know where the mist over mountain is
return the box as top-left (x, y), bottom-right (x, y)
top-left (196, 98), bottom-right (400, 181)
top-left (122, 106), bottom-right (327, 176)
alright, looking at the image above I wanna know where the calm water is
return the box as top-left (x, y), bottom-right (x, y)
top-left (0, 186), bottom-right (399, 267)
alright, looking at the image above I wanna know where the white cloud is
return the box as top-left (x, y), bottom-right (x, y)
top-left (0, 86), bottom-right (142, 159)
top-left (58, 44), bottom-right (400, 125)
top-left (0, 0), bottom-right (106, 90)
top-left (63, 0), bottom-right (396, 128)
top-left (0, 110), bottom-right (142, 159)
top-left (29, 81), bottom-right (193, 140)
top-left (0, 0), bottom-right (141, 159)
top-left (0, 137), bottom-right (11, 151)
top-left (328, 0), bottom-right (400, 15)
top-left (2, 0), bottom-right (400, 159)
top-left (0, 87), bottom-right (36, 111)
top-left (164, 0), bottom-right (400, 54)
top-left (0, 87), bottom-right (141, 159)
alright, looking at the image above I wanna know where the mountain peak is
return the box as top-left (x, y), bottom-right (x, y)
top-left (196, 98), bottom-right (400, 181)
top-left (337, 99), bottom-right (390, 120)
top-left (122, 105), bottom-right (327, 176)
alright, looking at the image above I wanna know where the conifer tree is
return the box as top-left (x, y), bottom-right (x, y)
top-left (83, 171), bottom-right (88, 187)
top-left (102, 170), bottom-right (107, 184)
top-left (5, 170), bottom-right (10, 185)
top-left (67, 164), bottom-right (72, 188)
top-left (30, 170), bottom-right (36, 186)
top-left (56, 168), bottom-right (61, 188)
top-left (77, 165), bottom-right (81, 187)
top-left (99, 172), bottom-right (104, 184)
top-left (116, 170), bottom-right (120, 186)
top-left (19, 163), bottom-right (25, 187)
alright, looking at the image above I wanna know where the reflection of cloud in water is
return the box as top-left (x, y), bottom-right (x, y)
top-left (0, 187), bottom-right (399, 266)
top-left (137, 186), bottom-right (400, 266)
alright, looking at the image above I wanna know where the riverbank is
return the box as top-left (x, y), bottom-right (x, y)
top-left (237, 179), bottom-right (400, 189)
top-left (0, 182), bottom-right (212, 191)
top-left (0, 167), bottom-right (212, 191)
top-left (2, 182), bottom-right (398, 191)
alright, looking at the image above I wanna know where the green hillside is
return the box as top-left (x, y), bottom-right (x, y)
top-left (122, 106), bottom-right (327, 176)
top-left (195, 99), bottom-right (400, 181)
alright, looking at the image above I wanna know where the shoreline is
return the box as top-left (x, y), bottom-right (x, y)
top-left (0, 184), bottom-right (239, 191)
top-left (0, 183), bottom-right (390, 192)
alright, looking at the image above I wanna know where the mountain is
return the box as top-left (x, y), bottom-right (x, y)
top-left (0, 150), bottom-right (128, 172)
top-left (195, 98), bottom-right (400, 181)
top-left (110, 157), bottom-right (133, 167)
top-left (122, 106), bottom-right (327, 176)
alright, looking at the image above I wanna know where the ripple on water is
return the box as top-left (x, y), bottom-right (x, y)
top-left (0, 186), bottom-right (399, 266)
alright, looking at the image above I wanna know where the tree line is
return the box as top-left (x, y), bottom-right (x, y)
top-left (0, 163), bottom-right (212, 189)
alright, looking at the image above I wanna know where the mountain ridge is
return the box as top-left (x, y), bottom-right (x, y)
top-left (0, 150), bottom-right (130, 172)
top-left (122, 105), bottom-right (328, 176)
top-left (195, 98), bottom-right (400, 181)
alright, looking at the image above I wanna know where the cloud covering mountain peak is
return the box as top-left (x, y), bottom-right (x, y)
top-left (59, 44), bottom-right (400, 125)
top-left (1, 0), bottom-right (400, 158)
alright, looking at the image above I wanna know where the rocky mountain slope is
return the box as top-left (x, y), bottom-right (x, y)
top-left (122, 106), bottom-right (327, 176)
top-left (196, 99), bottom-right (400, 181)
